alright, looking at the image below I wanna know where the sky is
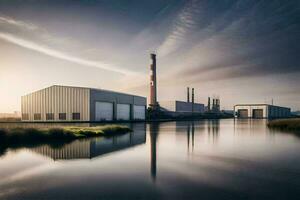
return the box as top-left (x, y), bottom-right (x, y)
top-left (0, 0), bottom-right (299, 112)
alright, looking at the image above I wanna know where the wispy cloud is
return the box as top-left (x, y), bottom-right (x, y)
top-left (157, 0), bottom-right (200, 57)
top-left (0, 15), bottom-right (140, 75)
top-left (0, 32), bottom-right (137, 75)
top-left (0, 15), bottom-right (37, 30)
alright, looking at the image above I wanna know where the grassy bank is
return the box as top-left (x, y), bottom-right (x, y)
top-left (267, 119), bottom-right (300, 131)
top-left (0, 125), bottom-right (131, 157)
top-left (0, 125), bottom-right (131, 142)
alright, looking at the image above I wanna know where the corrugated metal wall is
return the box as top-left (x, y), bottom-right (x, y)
top-left (31, 140), bottom-right (91, 160)
top-left (21, 85), bottom-right (90, 121)
top-left (89, 88), bottom-right (146, 121)
top-left (234, 105), bottom-right (267, 118)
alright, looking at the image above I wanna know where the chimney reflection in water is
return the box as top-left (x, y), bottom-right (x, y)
top-left (207, 120), bottom-right (220, 143)
top-left (187, 122), bottom-right (195, 153)
top-left (149, 123), bottom-right (159, 181)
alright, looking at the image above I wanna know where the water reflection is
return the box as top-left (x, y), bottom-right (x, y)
top-left (207, 120), bottom-right (219, 143)
top-left (233, 119), bottom-right (269, 135)
top-left (2, 120), bottom-right (300, 200)
top-left (186, 122), bottom-right (195, 152)
top-left (149, 123), bottom-right (159, 181)
top-left (31, 124), bottom-right (146, 160)
top-left (175, 120), bottom-right (220, 153)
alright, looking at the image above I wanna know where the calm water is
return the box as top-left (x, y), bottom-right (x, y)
top-left (1, 119), bottom-right (300, 200)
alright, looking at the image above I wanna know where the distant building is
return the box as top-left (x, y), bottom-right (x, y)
top-left (0, 111), bottom-right (21, 118)
top-left (207, 97), bottom-right (220, 113)
top-left (159, 100), bottom-right (205, 113)
top-left (21, 85), bottom-right (146, 122)
top-left (234, 104), bottom-right (291, 119)
top-left (159, 87), bottom-right (205, 116)
top-left (292, 111), bottom-right (300, 116)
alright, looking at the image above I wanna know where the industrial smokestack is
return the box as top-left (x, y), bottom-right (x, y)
top-left (192, 88), bottom-right (194, 113)
top-left (208, 97), bottom-right (211, 111)
top-left (150, 53), bottom-right (157, 107)
top-left (212, 99), bottom-right (216, 111)
top-left (187, 87), bottom-right (190, 103)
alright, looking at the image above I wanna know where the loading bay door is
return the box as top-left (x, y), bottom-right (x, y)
top-left (238, 109), bottom-right (248, 118)
top-left (95, 102), bottom-right (113, 121)
top-left (252, 109), bottom-right (263, 118)
top-left (133, 105), bottom-right (145, 120)
top-left (117, 104), bottom-right (130, 120)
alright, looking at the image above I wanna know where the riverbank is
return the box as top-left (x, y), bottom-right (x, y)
top-left (0, 125), bottom-right (131, 142)
top-left (267, 119), bottom-right (300, 131)
top-left (0, 125), bottom-right (132, 157)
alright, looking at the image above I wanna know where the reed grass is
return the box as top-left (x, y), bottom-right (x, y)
top-left (267, 119), bottom-right (300, 130)
top-left (0, 125), bottom-right (131, 157)
top-left (0, 125), bottom-right (131, 143)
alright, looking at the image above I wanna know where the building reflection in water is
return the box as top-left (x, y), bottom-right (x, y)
top-left (149, 122), bottom-right (159, 181)
top-left (31, 123), bottom-right (146, 160)
top-left (233, 118), bottom-right (268, 136)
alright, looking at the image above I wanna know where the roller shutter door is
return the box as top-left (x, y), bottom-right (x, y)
top-left (133, 105), bottom-right (145, 120)
top-left (252, 109), bottom-right (263, 118)
top-left (117, 104), bottom-right (130, 120)
top-left (238, 109), bottom-right (248, 118)
top-left (95, 102), bottom-right (113, 121)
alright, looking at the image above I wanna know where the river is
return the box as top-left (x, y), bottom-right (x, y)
top-left (1, 119), bottom-right (300, 199)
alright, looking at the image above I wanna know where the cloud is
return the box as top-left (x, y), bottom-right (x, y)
top-left (160, 0), bottom-right (300, 83)
top-left (0, 15), bottom-right (140, 75)
top-left (0, 15), bottom-right (37, 30)
top-left (157, 0), bottom-right (200, 57)
top-left (0, 32), bottom-right (137, 75)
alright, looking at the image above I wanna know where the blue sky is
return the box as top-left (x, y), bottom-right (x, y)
top-left (0, 0), bottom-right (299, 112)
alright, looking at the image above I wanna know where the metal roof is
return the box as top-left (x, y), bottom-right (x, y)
top-left (234, 104), bottom-right (290, 109)
top-left (23, 85), bottom-right (146, 99)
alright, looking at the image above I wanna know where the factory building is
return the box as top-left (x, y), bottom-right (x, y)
top-left (147, 53), bottom-right (205, 116)
top-left (159, 101), bottom-right (204, 113)
top-left (207, 97), bottom-right (220, 113)
top-left (234, 104), bottom-right (291, 119)
top-left (21, 85), bottom-right (146, 122)
top-left (159, 87), bottom-right (205, 114)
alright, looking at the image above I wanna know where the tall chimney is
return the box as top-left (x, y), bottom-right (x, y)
top-left (192, 88), bottom-right (194, 113)
top-left (208, 97), bottom-right (211, 112)
top-left (150, 53), bottom-right (157, 107)
top-left (187, 87), bottom-right (190, 103)
top-left (212, 99), bottom-right (216, 111)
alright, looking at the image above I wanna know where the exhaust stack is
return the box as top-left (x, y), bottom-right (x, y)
top-left (187, 87), bottom-right (190, 103)
top-left (150, 53), bottom-right (158, 108)
top-left (192, 88), bottom-right (194, 113)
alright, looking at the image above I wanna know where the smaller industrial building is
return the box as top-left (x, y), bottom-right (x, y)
top-left (158, 87), bottom-right (205, 115)
top-left (21, 85), bottom-right (146, 122)
top-left (234, 104), bottom-right (291, 119)
top-left (159, 101), bottom-right (204, 113)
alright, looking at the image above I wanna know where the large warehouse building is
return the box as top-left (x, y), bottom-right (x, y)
top-left (234, 104), bottom-right (291, 119)
top-left (21, 85), bottom-right (146, 122)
